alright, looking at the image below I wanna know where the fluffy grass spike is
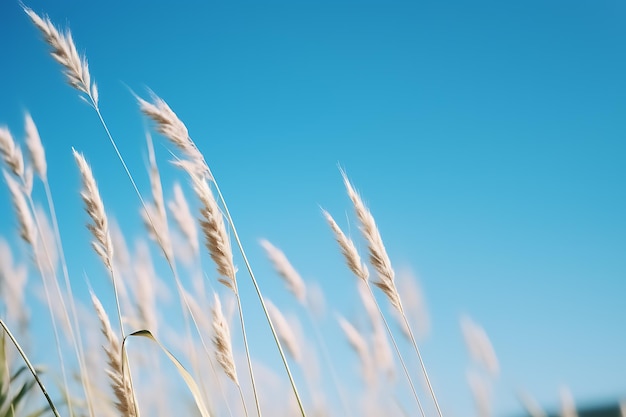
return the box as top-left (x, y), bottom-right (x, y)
top-left (73, 148), bottom-right (113, 270)
top-left (259, 239), bottom-right (307, 305)
top-left (91, 291), bottom-right (138, 417)
top-left (23, 5), bottom-right (97, 104)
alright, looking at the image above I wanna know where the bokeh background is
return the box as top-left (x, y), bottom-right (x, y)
top-left (0, 1), bottom-right (625, 416)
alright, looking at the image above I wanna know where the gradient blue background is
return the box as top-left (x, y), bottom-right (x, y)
top-left (0, 1), bottom-right (625, 416)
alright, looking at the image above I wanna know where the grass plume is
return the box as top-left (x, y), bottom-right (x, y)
top-left (341, 170), bottom-right (442, 417)
top-left (91, 292), bottom-right (138, 417)
top-left (73, 149), bottom-right (114, 271)
top-left (3, 171), bottom-right (35, 245)
top-left (0, 127), bottom-right (25, 178)
top-left (259, 239), bottom-right (307, 305)
top-left (24, 112), bottom-right (47, 180)
top-left (23, 5), bottom-right (97, 103)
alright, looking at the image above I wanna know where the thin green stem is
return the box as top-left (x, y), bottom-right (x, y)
top-left (0, 319), bottom-right (61, 417)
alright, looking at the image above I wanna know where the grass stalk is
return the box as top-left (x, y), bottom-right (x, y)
top-left (24, 192), bottom-right (76, 417)
top-left (303, 306), bottom-right (353, 417)
top-left (42, 178), bottom-right (96, 417)
top-left (212, 180), bottom-right (308, 417)
top-left (365, 284), bottom-right (426, 417)
top-left (233, 292), bottom-right (259, 417)
top-left (0, 319), bottom-right (61, 417)
top-left (29, 242), bottom-right (73, 417)
top-left (399, 304), bottom-right (443, 417)
top-left (136, 91), bottom-right (307, 415)
top-left (340, 172), bottom-right (443, 416)
top-left (86, 78), bottom-right (235, 417)
top-left (322, 207), bottom-right (425, 415)
top-left (4, 172), bottom-right (74, 417)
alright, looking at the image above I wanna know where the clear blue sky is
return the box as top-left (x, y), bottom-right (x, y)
top-left (0, 1), bottom-right (625, 416)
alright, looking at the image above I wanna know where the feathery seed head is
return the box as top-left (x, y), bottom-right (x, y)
top-left (91, 291), bottom-right (137, 417)
top-left (141, 133), bottom-right (172, 261)
top-left (22, 165), bottom-right (34, 197)
top-left (73, 148), bottom-right (113, 270)
top-left (24, 113), bottom-right (47, 179)
top-left (168, 182), bottom-right (199, 256)
top-left (3, 170), bottom-right (35, 245)
top-left (189, 174), bottom-right (237, 292)
top-left (341, 170), bottom-right (401, 311)
top-left (24, 113), bottom-right (47, 180)
top-left (137, 92), bottom-right (208, 176)
top-left (467, 370), bottom-right (492, 417)
top-left (322, 208), bottom-right (369, 282)
top-left (460, 316), bottom-right (499, 377)
top-left (0, 126), bottom-right (25, 178)
top-left (266, 299), bottom-right (302, 362)
top-left (23, 6), bottom-right (97, 104)
top-left (211, 293), bottom-right (238, 385)
top-left (337, 314), bottom-right (374, 385)
top-left (260, 239), bottom-right (307, 304)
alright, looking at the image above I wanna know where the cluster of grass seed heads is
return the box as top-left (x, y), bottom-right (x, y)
top-left (341, 172), bottom-right (401, 312)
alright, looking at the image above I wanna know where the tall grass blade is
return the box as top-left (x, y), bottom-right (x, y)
top-left (124, 330), bottom-right (213, 417)
top-left (0, 319), bottom-right (60, 417)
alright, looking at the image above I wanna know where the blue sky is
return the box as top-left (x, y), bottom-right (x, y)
top-left (0, 1), bottom-right (625, 416)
